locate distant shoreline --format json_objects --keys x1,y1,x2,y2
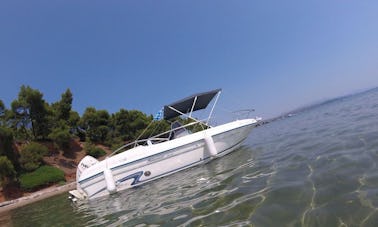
[{"x1": 0, "y1": 182, "x2": 75, "y2": 214}]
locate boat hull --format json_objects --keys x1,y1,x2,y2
[{"x1": 70, "y1": 119, "x2": 256, "y2": 200}]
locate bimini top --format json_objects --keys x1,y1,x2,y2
[{"x1": 163, "y1": 89, "x2": 221, "y2": 120}]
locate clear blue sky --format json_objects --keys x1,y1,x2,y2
[{"x1": 1, "y1": 1, "x2": 378, "y2": 119}]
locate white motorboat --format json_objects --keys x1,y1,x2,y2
[{"x1": 69, "y1": 89, "x2": 260, "y2": 201}]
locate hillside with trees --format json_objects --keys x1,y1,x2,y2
[{"x1": 0, "y1": 85, "x2": 170, "y2": 201}]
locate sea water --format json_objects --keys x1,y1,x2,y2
[{"x1": 2, "y1": 88, "x2": 378, "y2": 226}]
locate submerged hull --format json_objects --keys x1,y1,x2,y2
[{"x1": 70, "y1": 119, "x2": 257, "y2": 200}]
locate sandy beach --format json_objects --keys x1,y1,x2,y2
[{"x1": 0, "y1": 182, "x2": 75, "y2": 214}]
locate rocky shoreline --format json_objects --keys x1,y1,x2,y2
[{"x1": 0, "y1": 182, "x2": 75, "y2": 214}]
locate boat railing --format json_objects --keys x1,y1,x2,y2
[{"x1": 108, "y1": 120, "x2": 208, "y2": 157}]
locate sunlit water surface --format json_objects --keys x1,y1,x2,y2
[{"x1": 2, "y1": 88, "x2": 378, "y2": 226}]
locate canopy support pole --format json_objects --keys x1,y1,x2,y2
[
  {"x1": 206, "y1": 90, "x2": 221, "y2": 125},
  {"x1": 189, "y1": 96, "x2": 198, "y2": 118},
  {"x1": 168, "y1": 106, "x2": 199, "y2": 123}
]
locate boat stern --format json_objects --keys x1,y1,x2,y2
[
  {"x1": 69, "y1": 155, "x2": 99, "y2": 201},
  {"x1": 68, "y1": 189, "x2": 86, "y2": 202}
]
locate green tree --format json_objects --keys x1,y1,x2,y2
[
  {"x1": 80, "y1": 107, "x2": 110, "y2": 143},
  {"x1": 19, "y1": 142, "x2": 48, "y2": 172},
  {"x1": 0, "y1": 156, "x2": 16, "y2": 186},
  {"x1": 56, "y1": 89, "x2": 73, "y2": 121},
  {"x1": 110, "y1": 109, "x2": 130, "y2": 140},
  {"x1": 84, "y1": 142, "x2": 106, "y2": 158},
  {"x1": 48, "y1": 121, "x2": 71, "y2": 150},
  {"x1": 0, "y1": 100, "x2": 16, "y2": 130},
  {"x1": 109, "y1": 109, "x2": 152, "y2": 141},
  {"x1": 68, "y1": 110, "x2": 80, "y2": 131},
  {"x1": 127, "y1": 110, "x2": 154, "y2": 140},
  {"x1": 11, "y1": 85, "x2": 50, "y2": 140},
  {"x1": 0, "y1": 126, "x2": 18, "y2": 167},
  {"x1": 48, "y1": 89, "x2": 75, "y2": 149},
  {"x1": 0, "y1": 100, "x2": 5, "y2": 125},
  {"x1": 10, "y1": 99, "x2": 29, "y2": 139},
  {"x1": 142, "y1": 119, "x2": 171, "y2": 139}
]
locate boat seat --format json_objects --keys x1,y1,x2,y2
[{"x1": 169, "y1": 121, "x2": 189, "y2": 140}]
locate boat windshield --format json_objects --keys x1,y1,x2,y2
[{"x1": 169, "y1": 121, "x2": 190, "y2": 140}]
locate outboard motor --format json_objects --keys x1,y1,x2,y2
[
  {"x1": 77, "y1": 156, "x2": 117, "y2": 195},
  {"x1": 69, "y1": 155, "x2": 99, "y2": 201},
  {"x1": 76, "y1": 155, "x2": 99, "y2": 186}
]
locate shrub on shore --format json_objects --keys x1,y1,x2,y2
[
  {"x1": 19, "y1": 142, "x2": 48, "y2": 172},
  {"x1": 84, "y1": 142, "x2": 106, "y2": 158},
  {"x1": 19, "y1": 165, "x2": 65, "y2": 191},
  {"x1": 48, "y1": 127, "x2": 72, "y2": 150},
  {"x1": 0, "y1": 156, "x2": 16, "y2": 186}
]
